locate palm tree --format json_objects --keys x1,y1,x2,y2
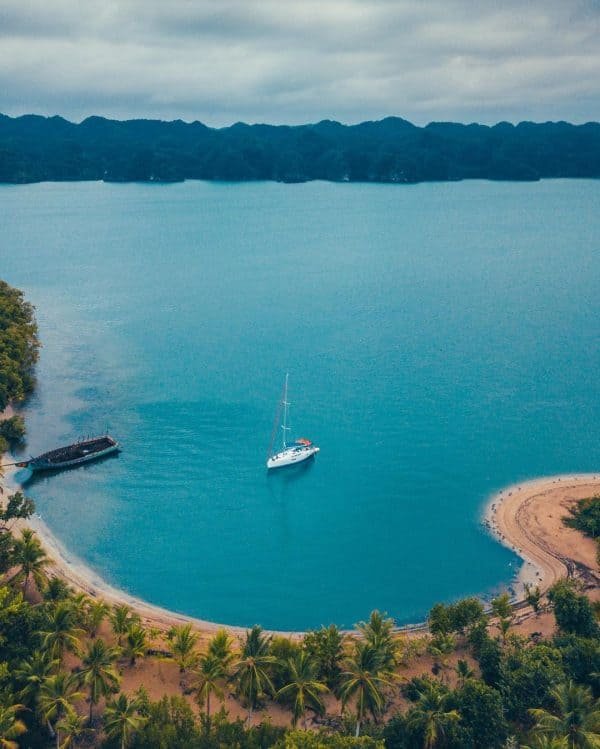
[
  {"x1": 232, "y1": 625, "x2": 277, "y2": 722},
  {"x1": 167, "y1": 623, "x2": 199, "y2": 674},
  {"x1": 56, "y1": 710, "x2": 88, "y2": 748},
  {"x1": 109, "y1": 605, "x2": 139, "y2": 647},
  {"x1": 14, "y1": 650, "x2": 59, "y2": 712},
  {"x1": 43, "y1": 577, "x2": 72, "y2": 603},
  {"x1": 455, "y1": 658, "x2": 474, "y2": 686},
  {"x1": 10, "y1": 528, "x2": 48, "y2": 594},
  {"x1": 40, "y1": 601, "x2": 84, "y2": 663},
  {"x1": 208, "y1": 628, "x2": 235, "y2": 671},
  {"x1": 0, "y1": 704, "x2": 26, "y2": 749},
  {"x1": 428, "y1": 634, "x2": 456, "y2": 684},
  {"x1": 523, "y1": 737, "x2": 569, "y2": 748},
  {"x1": 39, "y1": 673, "x2": 84, "y2": 748},
  {"x1": 339, "y1": 641, "x2": 395, "y2": 737},
  {"x1": 356, "y1": 610, "x2": 397, "y2": 669},
  {"x1": 406, "y1": 680, "x2": 460, "y2": 749},
  {"x1": 123, "y1": 624, "x2": 147, "y2": 667},
  {"x1": 303, "y1": 624, "x2": 345, "y2": 689},
  {"x1": 104, "y1": 693, "x2": 146, "y2": 749},
  {"x1": 277, "y1": 651, "x2": 329, "y2": 728},
  {"x1": 529, "y1": 681, "x2": 600, "y2": 749},
  {"x1": 84, "y1": 600, "x2": 109, "y2": 639},
  {"x1": 79, "y1": 638, "x2": 121, "y2": 724},
  {"x1": 195, "y1": 653, "x2": 227, "y2": 718}
]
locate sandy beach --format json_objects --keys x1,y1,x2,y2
[
  {"x1": 2, "y1": 446, "x2": 600, "y2": 635},
  {"x1": 484, "y1": 473, "x2": 600, "y2": 602}
]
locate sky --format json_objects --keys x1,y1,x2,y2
[{"x1": 1, "y1": 0, "x2": 599, "y2": 127}]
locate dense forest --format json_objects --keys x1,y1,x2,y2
[
  {"x1": 0, "y1": 114, "x2": 599, "y2": 184},
  {"x1": 0, "y1": 280, "x2": 38, "y2": 452}
]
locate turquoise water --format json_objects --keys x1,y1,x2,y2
[{"x1": 2, "y1": 179, "x2": 599, "y2": 630}]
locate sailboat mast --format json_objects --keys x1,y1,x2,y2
[{"x1": 282, "y1": 373, "x2": 290, "y2": 449}]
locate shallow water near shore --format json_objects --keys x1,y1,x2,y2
[{"x1": 2, "y1": 179, "x2": 600, "y2": 630}]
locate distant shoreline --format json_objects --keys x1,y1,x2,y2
[
  {"x1": 3, "y1": 439, "x2": 599, "y2": 634},
  {"x1": 2, "y1": 112, "x2": 599, "y2": 184}
]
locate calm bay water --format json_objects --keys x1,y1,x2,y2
[{"x1": 2, "y1": 179, "x2": 599, "y2": 630}]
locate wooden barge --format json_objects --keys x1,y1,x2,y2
[{"x1": 23, "y1": 435, "x2": 120, "y2": 471}]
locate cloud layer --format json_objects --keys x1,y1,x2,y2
[{"x1": 1, "y1": 0, "x2": 599, "y2": 125}]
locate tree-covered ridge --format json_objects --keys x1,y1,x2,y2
[
  {"x1": 0, "y1": 280, "x2": 39, "y2": 451},
  {"x1": 2, "y1": 493, "x2": 600, "y2": 747},
  {"x1": 1, "y1": 113, "x2": 599, "y2": 184}
]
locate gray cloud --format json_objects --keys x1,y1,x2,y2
[{"x1": 0, "y1": 0, "x2": 598, "y2": 125}]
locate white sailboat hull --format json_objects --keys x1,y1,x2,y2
[{"x1": 267, "y1": 445, "x2": 320, "y2": 469}]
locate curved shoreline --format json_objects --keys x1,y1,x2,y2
[
  {"x1": 483, "y1": 473, "x2": 600, "y2": 602},
  {"x1": 3, "y1": 463, "x2": 600, "y2": 635}
]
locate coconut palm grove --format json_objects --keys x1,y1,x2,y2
[{"x1": 2, "y1": 279, "x2": 600, "y2": 748}]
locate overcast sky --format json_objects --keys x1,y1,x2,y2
[{"x1": 1, "y1": 0, "x2": 599, "y2": 126}]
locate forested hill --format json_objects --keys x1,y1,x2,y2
[{"x1": 1, "y1": 113, "x2": 599, "y2": 184}]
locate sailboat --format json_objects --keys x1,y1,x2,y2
[{"x1": 266, "y1": 374, "x2": 320, "y2": 469}]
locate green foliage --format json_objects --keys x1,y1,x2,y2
[
  {"x1": 528, "y1": 680, "x2": 600, "y2": 748},
  {"x1": 356, "y1": 611, "x2": 397, "y2": 670},
  {"x1": 303, "y1": 624, "x2": 345, "y2": 689},
  {"x1": 525, "y1": 584, "x2": 542, "y2": 614},
  {"x1": 0, "y1": 415, "x2": 26, "y2": 447},
  {"x1": 428, "y1": 597, "x2": 486, "y2": 635},
  {"x1": 0, "y1": 492, "x2": 35, "y2": 528},
  {"x1": 564, "y1": 496, "x2": 600, "y2": 538},
  {"x1": 554, "y1": 635, "x2": 600, "y2": 695},
  {"x1": 233, "y1": 625, "x2": 277, "y2": 713},
  {"x1": 500, "y1": 641, "x2": 565, "y2": 722},
  {"x1": 339, "y1": 641, "x2": 395, "y2": 736},
  {"x1": 0, "y1": 279, "x2": 39, "y2": 411},
  {"x1": 549, "y1": 581, "x2": 599, "y2": 638},
  {"x1": 9, "y1": 528, "x2": 48, "y2": 594},
  {"x1": 449, "y1": 679, "x2": 509, "y2": 748},
  {"x1": 276, "y1": 730, "x2": 384, "y2": 748},
  {"x1": 277, "y1": 651, "x2": 328, "y2": 727}
]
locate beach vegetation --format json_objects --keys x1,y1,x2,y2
[
  {"x1": 565, "y1": 497, "x2": 600, "y2": 539},
  {"x1": 0, "y1": 416, "x2": 26, "y2": 449},
  {"x1": 122, "y1": 623, "x2": 147, "y2": 667},
  {"x1": 56, "y1": 709, "x2": 89, "y2": 748},
  {"x1": 84, "y1": 600, "x2": 110, "y2": 639},
  {"x1": 166, "y1": 623, "x2": 199, "y2": 674},
  {"x1": 104, "y1": 692, "x2": 147, "y2": 749},
  {"x1": 276, "y1": 651, "x2": 329, "y2": 727},
  {"x1": 9, "y1": 528, "x2": 48, "y2": 594},
  {"x1": 303, "y1": 624, "x2": 345, "y2": 689},
  {"x1": 109, "y1": 605, "x2": 140, "y2": 647},
  {"x1": 428, "y1": 597, "x2": 486, "y2": 636},
  {"x1": 0, "y1": 279, "x2": 39, "y2": 413},
  {"x1": 40, "y1": 600, "x2": 84, "y2": 662},
  {"x1": 194, "y1": 652, "x2": 227, "y2": 718},
  {"x1": 529, "y1": 680, "x2": 600, "y2": 749},
  {"x1": 0, "y1": 703, "x2": 27, "y2": 748},
  {"x1": 0, "y1": 492, "x2": 35, "y2": 531},
  {"x1": 549, "y1": 581, "x2": 600, "y2": 639},
  {"x1": 233, "y1": 625, "x2": 277, "y2": 720},
  {"x1": 339, "y1": 641, "x2": 395, "y2": 736},
  {"x1": 39, "y1": 671, "x2": 84, "y2": 746},
  {"x1": 525, "y1": 584, "x2": 543, "y2": 614},
  {"x1": 500, "y1": 640, "x2": 565, "y2": 723},
  {"x1": 43, "y1": 576, "x2": 73, "y2": 604},
  {"x1": 404, "y1": 679, "x2": 460, "y2": 748},
  {"x1": 79, "y1": 638, "x2": 121, "y2": 724}
]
